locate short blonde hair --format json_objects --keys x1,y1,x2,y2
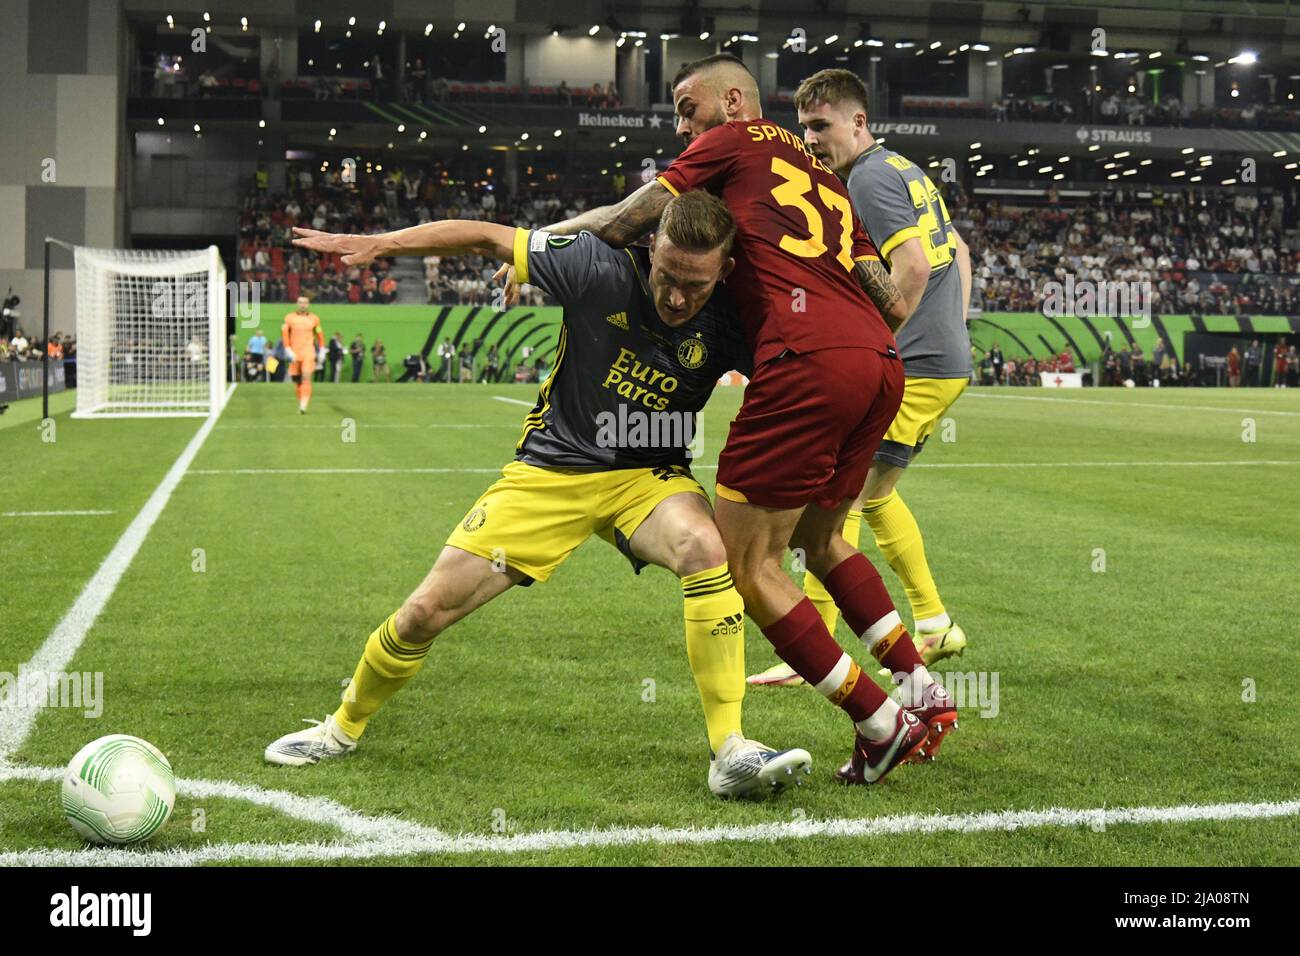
[{"x1": 658, "y1": 191, "x2": 736, "y2": 256}]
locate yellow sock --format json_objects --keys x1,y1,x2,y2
[
  {"x1": 862, "y1": 491, "x2": 945, "y2": 622},
  {"x1": 682, "y1": 564, "x2": 745, "y2": 753},
  {"x1": 802, "y1": 510, "x2": 863, "y2": 636},
  {"x1": 332, "y1": 612, "x2": 433, "y2": 740}
]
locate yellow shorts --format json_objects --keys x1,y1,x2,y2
[
  {"x1": 444, "y1": 461, "x2": 709, "y2": 583},
  {"x1": 875, "y1": 377, "x2": 967, "y2": 467}
]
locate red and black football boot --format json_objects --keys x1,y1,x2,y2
[
  {"x1": 835, "y1": 707, "x2": 928, "y2": 785},
  {"x1": 903, "y1": 680, "x2": 959, "y2": 762}
]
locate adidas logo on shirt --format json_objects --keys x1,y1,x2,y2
[{"x1": 605, "y1": 311, "x2": 629, "y2": 330}]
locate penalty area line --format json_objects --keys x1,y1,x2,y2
[
  {"x1": 962, "y1": 391, "x2": 1300, "y2": 417},
  {"x1": 2, "y1": 510, "x2": 116, "y2": 517},
  {"x1": 0, "y1": 782, "x2": 1295, "y2": 865}
]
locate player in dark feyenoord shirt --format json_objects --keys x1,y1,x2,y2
[
  {"x1": 513, "y1": 54, "x2": 958, "y2": 785},
  {"x1": 750, "y1": 69, "x2": 974, "y2": 688},
  {"x1": 267, "y1": 192, "x2": 815, "y2": 799}
]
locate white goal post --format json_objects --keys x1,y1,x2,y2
[{"x1": 71, "y1": 245, "x2": 229, "y2": 418}]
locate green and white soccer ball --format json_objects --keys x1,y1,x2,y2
[{"x1": 61, "y1": 735, "x2": 176, "y2": 845}]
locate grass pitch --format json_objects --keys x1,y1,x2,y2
[{"x1": 2, "y1": 381, "x2": 1299, "y2": 865}]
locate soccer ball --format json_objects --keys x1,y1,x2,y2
[{"x1": 61, "y1": 735, "x2": 176, "y2": 845}]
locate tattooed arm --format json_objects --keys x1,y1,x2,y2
[
  {"x1": 490, "y1": 179, "x2": 673, "y2": 306},
  {"x1": 543, "y1": 179, "x2": 672, "y2": 246},
  {"x1": 865, "y1": 235, "x2": 934, "y2": 334},
  {"x1": 855, "y1": 257, "x2": 912, "y2": 333}
]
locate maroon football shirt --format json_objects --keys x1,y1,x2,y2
[{"x1": 657, "y1": 118, "x2": 895, "y2": 365}]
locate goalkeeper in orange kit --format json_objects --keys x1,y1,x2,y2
[{"x1": 281, "y1": 296, "x2": 325, "y2": 413}]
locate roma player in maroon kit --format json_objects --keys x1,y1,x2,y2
[{"x1": 522, "y1": 55, "x2": 957, "y2": 784}]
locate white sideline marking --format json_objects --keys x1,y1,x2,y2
[
  {"x1": 2, "y1": 510, "x2": 115, "y2": 517},
  {"x1": 0, "y1": 770, "x2": 1294, "y2": 865},
  {"x1": 493, "y1": 395, "x2": 535, "y2": 407},
  {"x1": 217, "y1": 423, "x2": 514, "y2": 430},
  {"x1": 912, "y1": 460, "x2": 1300, "y2": 469},
  {"x1": 963, "y1": 391, "x2": 1300, "y2": 417},
  {"x1": 0, "y1": 386, "x2": 235, "y2": 762},
  {"x1": 184, "y1": 460, "x2": 1300, "y2": 478}
]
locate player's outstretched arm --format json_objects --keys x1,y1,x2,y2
[
  {"x1": 854, "y1": 257, "x2": 910, "y2": 334},
  {"x1": 292, "y1": 222, "x2": 520, "y2": 266},
  {"x1": 490, "y1": 180, "x2": 672, "y2": 306},
  {"x1": 543, "y1": 179, "x2": 672, "y2": 247}
]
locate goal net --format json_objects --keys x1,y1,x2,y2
[{"x1": 71, "y1": 245, "x2": 229, "y2": 418}]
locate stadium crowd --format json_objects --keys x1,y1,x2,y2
[
  {"x1": 246, "y1": 171, "x2": 1299, "y2": 318},
  {"x1": 0, "y1": 330, "x2": 74, "y2": 363},
  {"x1": 239, "y1": 163, "x2": 618, "y2": 307},
  {"x1": 958, "y1": 189, "x2": 1300, "y2": 315},
  {"x1": 232, "y1": 167, "x2": 1300, "y2": 390}
]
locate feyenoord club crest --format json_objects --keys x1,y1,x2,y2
[
  {"x1": 677, "y1": 336, "x2": 707, "y2": 370},
  {"x1": 462, "y1": 506, "x2": 487, "y2": 532}
]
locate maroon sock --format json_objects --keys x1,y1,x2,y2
[
  {"x1": 762, "y1": 598, "x2": 887, "y2": 722},
  {"x1": 876, "y1": 626, "x2": 924, "y2": 680},
  {"x1": 823, "y1": 552, "x2": 925, "y2": 677},
  {"x1": 761, "y1": 598, "x2": 840, "y2": 684},
  {"x1": 822, "y1": 552, "x2": 899, "y2": 637}
]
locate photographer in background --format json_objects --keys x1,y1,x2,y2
[
  {"x1": 371, "y1": 339, "x2": 391, "y2": 382},
  {"x1": 328, "y1": 331, "x2": 345, "y2": 383},
  {"x1": 436, "y1": 338, "x2": 455, "y2": 382},
  {"x1": 1, "y1": 289, "x2": 19, "y2": 340},
  {"x1": 403, "y1": 352, "x2": 428, "y2": 382},
  {"x1": 349, "y1": 334, "x2": 366, "y2": 382}
]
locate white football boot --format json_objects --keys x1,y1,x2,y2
[
  {"x1": 264, "y1": 715, "x2": 358, "y2": 766},
  {"x1": 708, "y1": 733, "x2": 812, "y2": 798}
]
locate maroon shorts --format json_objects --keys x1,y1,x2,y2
[{"x1": 716, "y1": 346, "x2": 903, "y2": 510}]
